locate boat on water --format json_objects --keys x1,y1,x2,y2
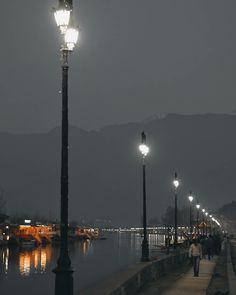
[
  {"x1": 19, "y1": 235, "x2": 37, "y2": 248},
  {"x1": 20, "y1": 240, "x2": 36, "y2": 247}
]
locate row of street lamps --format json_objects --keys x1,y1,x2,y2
[
  {"x1": 51, "y1": 1, "x2": 222, "y2": 291},
  {"x1": 138, "y1": 132, "x2": 222, "y2": 262},
  {"x1": 187, "y1": 194, "x2": 222, "y2": 238}
]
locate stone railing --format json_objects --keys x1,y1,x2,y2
[{"x1": 80, "y1": 250, "x2": 188, "y2": 295}]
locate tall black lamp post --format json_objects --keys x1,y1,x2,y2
[
  {"x1": 202, "y1": 208, "x2": 206, "y2": 235},
  {"x1": 209, "y1": 214, "x2": 213, "y2": 235},
  {"x1": 188, "y1": 191, "x2": 194, "y2": 240},
  {"x1": 196, "y1": 201, "x2": 200, "y2": 237},
  {"x1": 52, "y1": 1, "x2": 79, "y2": 295},
  {"x1": 173, "y1": 172, "x2": 180, "y2": 247},
  {"x1": 210, "y1": 215, "x2": 216, "y2": 235},
  {"x1": 205, "y1": 211, "x2": 209, "y2": 236},
  {"x1": 139, "y1": 131, "x2": 150, "y2": 262}
]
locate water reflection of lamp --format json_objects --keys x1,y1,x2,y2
[
  {"x1": 5, "y1": 248, "x2": 9, "y2": 272},
  {"x1": 1, "y1": 248, "x2": 9, "y2": 274},
  {"x1": 18, "y1": 247, "x2": 52, "y2": 276},
  {"x1": 41, "y1": 250, "x2": 47, "y2": 271},
  {"x1": 34, "y1": 252, "x2": 39, "y2": 269},
  {"x1": 82, "y1": 240, "x2": 90, "y2": 255},
  {"x1": 19, "y1": 253, "x2": 31, "y2": 276}
]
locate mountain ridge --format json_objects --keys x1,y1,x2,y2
[{"x1": 1, "y1": 113, "x2": 236, "y2": 226}]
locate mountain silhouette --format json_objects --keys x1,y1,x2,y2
[{"x1": 1, "y1": 114, "x2": 236, "y2": 226}]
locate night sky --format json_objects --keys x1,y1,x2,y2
[{"x1": 1, "y1": 1, "x2": 236, "y2": 133}]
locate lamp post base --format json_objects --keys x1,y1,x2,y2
[
  {"x1": 174, "y1": 240, "x2": 178, "y2": 249},
  {"x1": 53, "y1": 266, "x2": 74, "y2": 295},
  {"x1": 141, "y1": 239, "x2": 149, "y2": 262}
]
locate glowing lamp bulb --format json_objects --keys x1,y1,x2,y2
[
  {"x1": 188, "y1": 195, "x2": 193, "y2": 202},
  {"x1": 139, "y1": 144, "x2": 149, "y2": 157},
  {"x1": 65, "y1": 27, "x2": 79, "y2": 51},
  {"x1": 54, "y1": 9, "x2": 70, "y2": 34},
  {"x1": 173, "y1": 180, "x2": 179, "y2": 188},
  {"x1": 196, "y1": 204, "x2": 200, "y2": 209}
]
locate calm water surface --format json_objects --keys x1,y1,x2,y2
[{"x1": 0, "y1": 233, "x2": 165, "y2": 295}]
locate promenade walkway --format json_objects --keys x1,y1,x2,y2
[{"x1": 138, "y1": 258, "x2": 217, "y2": 295}]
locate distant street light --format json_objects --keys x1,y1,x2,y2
[
  {"x1": 173, "y1": 172, "x2": 180, "y2": 247},
  {"x1": 211, "y1": 216, "x2": 217, "y2": 234},
  {"x1": 209, "y1": 215, "x2": 213, "y2": 234},
  {"x1": 52, "y1": 1, "x2": 79, "y2": 295},
  {"x1": 196, "y1": 201, "x2": 200, "y2": 237},
  {"x1": 139, "y1": 132, "x2": 150, "y2": 262},
  {"x1": 205, "y1": 212, "x2": 209, "y2": 235},
  {"x1": 188, "y1": 191, "x2": 194, "y2": 239},
  {"x1": 202, "y1": 208, "x2": 206, "y2": 235}
]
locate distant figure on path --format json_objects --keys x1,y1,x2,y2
[
  {"x1": 200, "y1": 235, "x2": 207, "y2": 258},
  {"x1": 189, "y1": 239, "x2": 202, "y2": 277},
  {"x1": 205, "y1": 235, "x2": 214, "y2": 260}
]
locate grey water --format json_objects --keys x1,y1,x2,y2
[{"x1": 0, "y1": 233, "x2": 165, "y2": 295}]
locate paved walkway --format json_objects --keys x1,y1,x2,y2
[{"x1": 138, "y1": 258, "x2": 217, "y2": 295}]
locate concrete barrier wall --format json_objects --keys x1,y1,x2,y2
[
  {"x1": 228, "y1": 240, "x2": 236, "y2": 294},
  {"x1": 80, "y1": 251, "x2": 188, "y2": 295}
]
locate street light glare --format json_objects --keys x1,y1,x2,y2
[
  {"x1": 188, "y1": 195, "x2": 193, "y2": 202},
  {"x1": 196, "y1": 204, "x2": 200, "y2": 209},
  {"x1": 173, "y1": 180, "x2": 179, "y2": 188},
  {"x1": 65, "y1": 28, "x2": 79, "y2": 50},
  {"x1": 54, "y1": 10, "x2": 70, "y2": 34},
  {"x1": 202, "y1": 208, "x2": 205, "y2": 213},
  {"x1": 139, "y1": 144, "x2": 149, "y2": 157}
]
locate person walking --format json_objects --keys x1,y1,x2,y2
[
  {"x1": 189, "y1": 239, "x2": 202, "y2": 277},
  {"x1": 205, "y1": 235, "x2": 214, "y2": 260}
]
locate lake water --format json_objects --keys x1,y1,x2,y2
[{"x1": 0, "y1": 233, "x2": 165, "y2": 295}]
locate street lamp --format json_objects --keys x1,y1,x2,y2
[
  {"x1": 205, "y1": 212, "x2": 209, "y2": 235},
  {"x1": 202, "y1": 208, "x2": 205, "y2": 235},
  {"x1": 196, "y1": 201, "x2": 200, "y2": 237},
  {"x1": 52, "y1": 1, "x2": 79, "y2": 295},
  {"x1": 188, "y1": 191, "x2": 194, "y2": 239},
  {"x1": 54, "y1": 0, "x2": 71, "y2": 34},
  {"x1": 209, "y1": 215, "x2": 213, "y2": 234},
  {"x1": 139, "y1": 131, "x2": 150, "y2": 262},
  {"x1": 173, "y1": 172, "x2": 179, "y2": 247}
]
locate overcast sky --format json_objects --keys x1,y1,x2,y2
[{"x1": 1, "y1": 0, "x2": 236, "y2": 133}]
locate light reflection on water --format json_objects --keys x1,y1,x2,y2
[
  {"x1": 0, "y1": 233, "x2": 165, "y2": 295},
  {"x1": 18, "y1": 247, "x2": 52, "y2": 276}
]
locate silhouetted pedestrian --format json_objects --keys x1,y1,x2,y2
[
  {"x1": 189, "y1": 239, "x2": 202, "y2": 277},
  {"x1": 200, "y1": 235, "x2": 207, "y2": 258},
  {"x1": 205, "y1": 235, "x2": 214, "y2": 260},
  {"x1": 213, "y1": 234, "x2": 222, "y2": 255}
]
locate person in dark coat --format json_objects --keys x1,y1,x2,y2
[{"x1": 205, "y1": 235, "x2": 214, "y2": 260}]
